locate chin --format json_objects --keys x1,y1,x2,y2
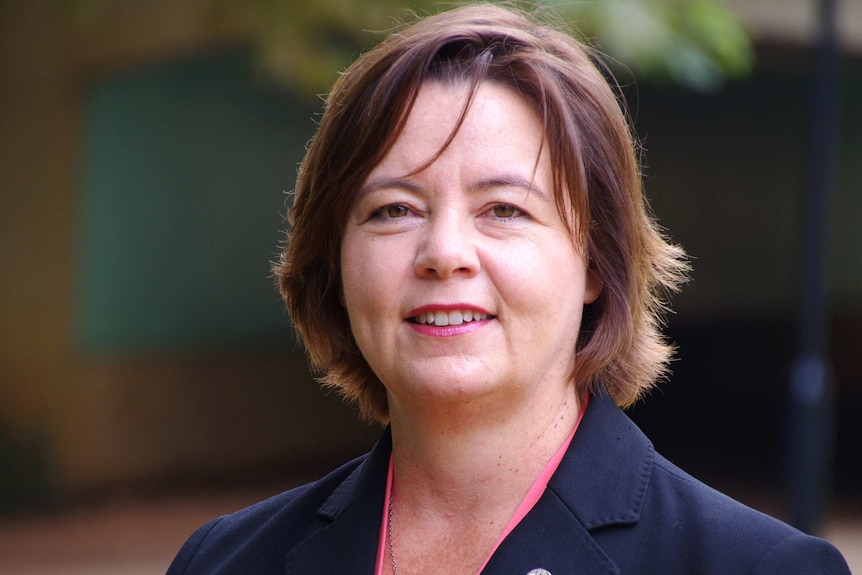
[{"x1": 398, "y1": 369, "x2": 509, "y2": 404}]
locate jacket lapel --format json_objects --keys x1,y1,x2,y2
[{"x1": 482, "y1": 492, "x2": 621, "y2": 575}]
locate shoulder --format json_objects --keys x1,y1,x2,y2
[
  {"x1": 562, "y1": 395, "x2": 850, "y2": 574},
  {"x1": 622, "y1": 452, "x2": 850, "y2": 574},
  {"x1": 165, "y1": 454, "x2": 367, "y2": 575}
]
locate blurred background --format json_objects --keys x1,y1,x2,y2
[{"x1": 0, "y1": 0, "x2": 860, "y2": 573}]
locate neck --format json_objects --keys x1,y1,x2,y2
[{"x1": 387, "y1": 382, "x2": 580, "y2": 516}]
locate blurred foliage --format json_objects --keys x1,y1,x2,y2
[
  {"x1": 209, "y1": 0, "x2": 415, "y2": 94},
  {"x1": 556, "y1": 0, "x2": 753, "y2": 90},
  {"x1": 61, "y1": 0, "x2": 752, "y2": 93}
]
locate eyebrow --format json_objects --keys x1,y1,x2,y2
[
  {"x1": 359, "y1": 174, "x2": 549, "y2": 201},
  {"x1": 470, "y1": 175, "x2": 549, "y2": 200},
  {"x1": 358, "y1": 177, "x2": 425, "y2": 198}
]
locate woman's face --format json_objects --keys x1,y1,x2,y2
[{"x1": 340, "y1": 81, "x2": 601, "y2": 411}]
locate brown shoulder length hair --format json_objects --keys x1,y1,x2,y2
[{"x1": 273, "y1": 3, "x2": 688, "y2": 423}]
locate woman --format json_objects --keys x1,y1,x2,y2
[{"x1": 167, "y1": 4, "x2": 850, "y2": 574}]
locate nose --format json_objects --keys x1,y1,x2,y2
[{"x1": 413, "y1": 214, "x2": 480, "y2": 279}]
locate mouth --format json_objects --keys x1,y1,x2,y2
[{"x1": 408, "y1": 309, "x2": 493, "y2": 327}]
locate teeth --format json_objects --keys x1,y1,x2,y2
[{"x1": 413, "y1": 310, "x2": 488, "y2": 325}]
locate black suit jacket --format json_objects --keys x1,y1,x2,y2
[{"x1": 166, "y1": 394, "x2": 850, "y2": 574}]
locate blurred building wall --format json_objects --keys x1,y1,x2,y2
[
  {"x1": 0, "y1": 0, "x2": 379, "y2": 510},
  {"x1": 0, "y1": 0, "x2": 82, "y2": 506},
  {"x1": 0, "y1": 0, "x2": 860, "y2": 511}
]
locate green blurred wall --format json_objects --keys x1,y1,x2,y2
[{"x1": 76, "y1": 50, "x2": 308, "y2": 353}]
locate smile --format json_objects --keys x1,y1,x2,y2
[{"x1": 410, "y1": 310, "x2": 491, "y2": 327}]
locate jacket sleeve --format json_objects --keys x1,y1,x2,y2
[{"x1": 749, "y1": 532, "x2": 851, "y2": 575}]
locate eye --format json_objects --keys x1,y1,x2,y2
[
  {"x1": 386, "y1": 204, "x2": 410, "y2": 218},
  {"x1": 370, "y1": 204, "x2": 411, "y2": 220},
  {"x1": 490, "y1": 204, "x2": 520, "y2": 219}
]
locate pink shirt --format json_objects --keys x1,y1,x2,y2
[{"x1": 374, "y1": 399, "x2": 588, "y2": 574}]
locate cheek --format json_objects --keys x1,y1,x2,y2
[
  {"x1": 340, "y1": 239, "x2": 398, "y2": 319},
  {"x1": 528, "y1": 254, "x2": 589, "y2": 339},
  {"x1": 500, "y1": 242, "x2": 586, "y2": 300},
  {"x1": 340, "y1": 267, "x2": 376, "y2": 352},
  {"x1": 339, "y1": 241, "x2": 367, "y2": 320}
]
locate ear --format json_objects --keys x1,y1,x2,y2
[{"x1": 583, "y1": 269, "x2": 603, "y2": 305}]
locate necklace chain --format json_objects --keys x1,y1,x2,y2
[{"x1": 387, "y1": 497, "x2": 399, "y2": 575}]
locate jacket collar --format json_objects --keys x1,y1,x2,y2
[
  {"x1": 317, "y1": 427, "x2": 392, "y2": 522},
  {"x1": 548, "y1": 392, "x2": 655, "y2": 530},
  {"x1": 283, "y1": 429, "x2": 391, "y2": 575},
  {"x1": 285, "y1": 394, "x2": 654, "y2": 575},
  {"x1": 483, "y1": 393, "x2": 654, "y2": 574}
]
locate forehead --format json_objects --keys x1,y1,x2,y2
[{"x1": 368, "y1": 81, "x2": 548, "y2": 179}]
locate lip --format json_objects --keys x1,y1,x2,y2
[
  {"x1": 407, "y1": 317, "x2": 491, "y2": 337},
  {"x1": 406, "y1": 303, "x2": 494, "y2": 317}
]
